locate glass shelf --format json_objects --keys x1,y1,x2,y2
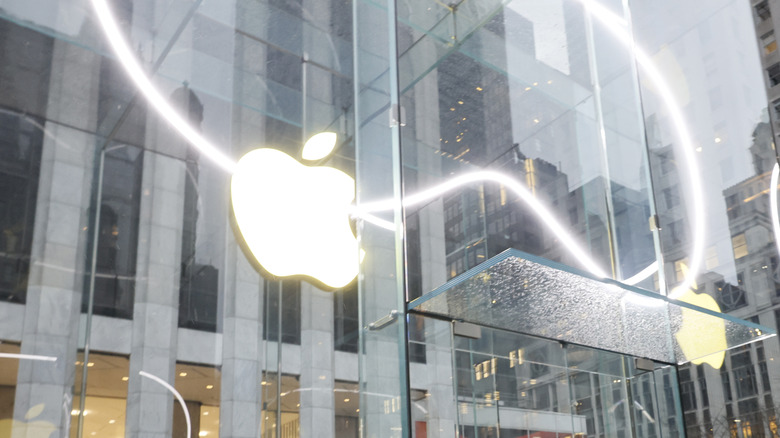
[{"x1": 409, "y1": 249, "x2": 775, "y2": 365}]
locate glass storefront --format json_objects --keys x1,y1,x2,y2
[{"x1": 0, "y1": 0, "x2": 778, "y2": 437}]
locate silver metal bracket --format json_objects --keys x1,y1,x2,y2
[{"x1": 368, "y1": 310, "x2": 399, "y2": 330}]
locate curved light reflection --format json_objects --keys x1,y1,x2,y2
[
  {"x1": 578, "y1": 0, "x2": 705, "y2": 297},
  {"x1": 89, "y1": 0, "x2": 236, "y2": 174},
  {"x1": 357, "y1": 171, "x2": 610, "y2": 279},
  {"x1": 139, "y1": 371, "x2": 191, "y2": 438},
  {"x1": 90, "y1": 0, "x2": 701, "y2": 290}
]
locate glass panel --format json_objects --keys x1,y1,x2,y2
[
  {"x1": 411, "y1": 249, "x2": 775, "y2": 364},
  {"x1": 354, "y1": 0, "x2": 410, "y2": 436}
]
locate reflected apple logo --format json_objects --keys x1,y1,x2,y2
[
  {"x1": 0, "y1": 404, "x2": 57, "y2": 438},
  {"x1": 230, "y1": 133, "x2": 359, "y2": 290},
  {"x1": 672, "y1": 263, "x2": 726, "y2": 368}
]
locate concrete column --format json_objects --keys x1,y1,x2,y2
[
  {"x1": 125, "y1": 151, "x2": 186, "y2": 438},
  {"x1": 13, "y1": 38, "x2": 101, "y2": 438},
  {"x1": 217, "y1": 4, "x2": 268, "y2": 435},
  {"x1": 219, "y1": 242, "x2": 265, "y2": 438},
  {"x1": 299, "y1": 283, "x2": 336, "y2": 438}
]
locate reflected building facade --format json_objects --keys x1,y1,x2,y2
[{"x1": 0, "y1": 1, "x2": 777, "y2": 438}]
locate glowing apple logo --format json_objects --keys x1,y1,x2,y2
[
  {"x1": 230, "y1": 132, "x2": 359, "y2": 290},
  {"x1": 672, "y1": 263, "x2": 726, "y2": 368}
]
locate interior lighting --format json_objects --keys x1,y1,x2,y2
[
  {"x1": 476, "y1": 86, "x2": 483, "y2": 91},
  {"x1": 206, "y1": 384, "x2": 214, "y2": 389},
  {"x1": 179, "y1": 372, "x2": 187, "y2": 377},
  {"x1": 108, "y1": 420, "x2": 116, "y2": 424},
  {"x1": 714, "y1": 137, "x2": 722, "y2": 143},
  {"x1": 140, "y1": 371, "x2": 191, "y2": 438},
  {"x1": 121, "y1": 376, "x2": 129, "y2": 381}
]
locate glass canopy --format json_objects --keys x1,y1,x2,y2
[{"x1": 409, "y1": 249, "x2": 775, "y2": 365}]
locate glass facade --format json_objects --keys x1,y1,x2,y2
[{"x1": 0, "y1": 0, "x2": 778, "y2": 437}]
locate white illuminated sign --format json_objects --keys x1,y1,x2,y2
[{"x1": 231, "y1": 133, "x2": 359, "y2": 289}]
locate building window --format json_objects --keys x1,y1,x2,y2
[
  {"x1": 768, "y1": 63, "x2": 780, "y2": 86},
  {"x1": 663, "y1": 187, "x2": 679, "y2": 209},
  {"x1": 263, "y1": 280, "x2": 301, "y2": 345},
  {"x1": 88, "y1": 144, "x2": 144, "y2": 319},
  {"x1": 674, "y1": 258, "x2": 689, "y2": 283},
  {"x1": 334, "y1": 284, "x2": 359, "y2": 353},
  {"x1": 716, "y1": 276, "x2": 748, "y2": 312},
  {"x1": 679, "y1": 368, "x2": 697, "y2": 411},
  {"x1": 763, "y1": 31, "x2": 778, "y2": 55},
  {"x1": 705, "y1": 246, "x2": 719, "y2": 270},
  {"x1": 732, "y1": 233, "x2": 749, "y2": 259},
  {"x1": 722, "y1": 370, "x2": 733, "y2": 402},
  {"x1": 756, "y1": 0, "x2": 772, "y2": 21},
  {"x1": 732, "y1": 348, "x2": 758, "y2": 399},
  {"x1": 0, "y1": 110, "x2": 44, "y2": 304}
]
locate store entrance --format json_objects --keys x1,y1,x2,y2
[{"x1": 408, "y1": 314, "x2": 684, "y2": 438}]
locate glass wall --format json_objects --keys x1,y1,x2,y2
[{"x1": 0, "y1": 0, "x2": 775, "y2": 437}]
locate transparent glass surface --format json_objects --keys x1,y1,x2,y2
[
  {"x1": 354, "y1": 0, "x2": 410, "y2": 436},
  {"x1": 410, "y1": 313, "x2": 684, "y2": 438},
  {"x1": 0, "y1": 0, "x2": 777, "y2": 436},
  {"x1": 399, "y1": 0, "x2": 659, "y2": 304},
  {"x1": 630, "y1": 0, "x2": 780, "y2": 431},
  {"x1": 0, "y1": 0, "x2": 365, "y2": 437},
  {"x1": 411, "y1": 250, "x2": 775, "y2": 364}
]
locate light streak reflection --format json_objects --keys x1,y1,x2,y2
[
  {"x1": 771, "y1": 163, "x2": 780, "y2": 259},
  {"x1": 90, "y1": 0, "x2": 701, "y2": 290},
  {"x1": 139, "y1": 371, "x2": 191, "y2": 438},
  {"x1": 0, "y1": 353, "x2": 58, "y2": 362},
  {"x1": 577, "y1": 0, "x2": 705, "y2": 297}
]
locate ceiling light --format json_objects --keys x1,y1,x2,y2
[
  {"x1": 206, "y1": 385, "x2": 214, "y2": 389},
  {"x1": 179, "y1": 372, "x2": 187, "y2": 377},
  {"x1": 121, "y1": 376, "x2": 129, "y2": 381}
]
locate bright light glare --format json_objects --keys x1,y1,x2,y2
[
  {"x1": 0, "y1": 353, "x2": 57, "y2": 362},
  {"x1": 771, "y1": 163, "x2": 780, "y2": 259},
  {"x1": 357, "y1": 171, "x2": 610, "y2": 278},
  {"x1": 92, "y1": 0, "x2": 700, "y2": 291},
  {"x1": 89, "y1": 0, "x2": 236, "y2": 174},
  {"x1": 302, "y1": 132, "x2": 337, "y2": 161},
  {"x1": 232, "y1": 149, "x2": 359, "y2": 289},
  {"x1": 578, "y1": 0, "x2": 705, "y2": 297},
  {"x1": 622, "y1": 263, "x2": 658, "y2": 286}
]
